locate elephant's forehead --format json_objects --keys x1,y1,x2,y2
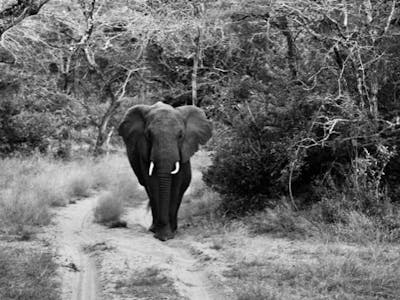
[{"x1": 147, "y1": 109, "x2": 183, "y2": 128}]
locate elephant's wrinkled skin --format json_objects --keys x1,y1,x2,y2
[{"x1": 118, "y1": 102, "x2": 212, "y2": 241}]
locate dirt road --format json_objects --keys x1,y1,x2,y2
[{"x1": 49, "y1": 193, "x2": 225, "y2": 300}]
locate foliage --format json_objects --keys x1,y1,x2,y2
[{"x1": 204, "y1": 0, "x2": 400, "y2": 216}]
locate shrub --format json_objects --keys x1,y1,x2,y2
[
  {"x1": 66, "y1": 170, "x2": 93, "y2": 198},
  {"x1": 205, "y1": 85, "x2": 400, "y2": 217},
  {"x1": 0, "y1": 96, "x2": 56, "y2": 155},
  {"x1": 204, "y1": 87, "x2": 314, "y2": 215},
  {"x1": 94, "y1": 192, "x2": 124, "y2": 224}
]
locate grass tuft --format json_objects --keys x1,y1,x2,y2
[
  {"x1": 246, "y1": 205, "x2": 321, "y2": 239},
  {"x1": 115, "y1": 267, "x2": 180, "y2": 299},
  {"x1": 66, "y1": 173, "x2": 92, "y2": 198},
  {"x1": 0, "y1": 181, "x2": 52, "y2": 238},
  {"x1": 0, "y1": 244, "x2": 60, "y2": 300},
  {"x1": 224, "y1": 247, "x2": 400, "y2": 300},
  {"x1": 94, "y1": 192, "x2": 124, "y2": 225}
]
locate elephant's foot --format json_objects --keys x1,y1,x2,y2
[
  {"x1": 170, "y1": 216, "x2": 178, "y2": 233},
  {"x1": 149, "y1": 223, "x2": 157, "y2": 233},
  {"x1": 170, "y1": 223, "x2": 177, "y2": 233},
  {"x1": 153, "y1": 226, "x2": 174, "y2": 241}
]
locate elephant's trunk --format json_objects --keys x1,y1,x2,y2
[{"x1": 157, "y1": 173, "x2": 172, "y2": 228}]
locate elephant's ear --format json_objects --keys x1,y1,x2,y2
[
  {"x1": 177, "y1": 106, "x2": 212, "y2": 162},
  {"x1": 118, "y1": 105, "x2": 151, "y2": 155}
]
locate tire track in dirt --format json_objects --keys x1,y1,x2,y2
[
  {"x1": 50, "y1": 198, "x2": 99, "y2": 300},
  {"x1": 50, "y1": 195, "x2": 226, "y2": 300},
  {"x1": 76, "y1": 206, "x2": 99, "y2": 300},
  {"x1": 124, "y1": 202, "x2": 224, "y2": 300}
]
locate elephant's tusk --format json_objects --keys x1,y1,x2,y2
[
  {"x1": 149, "y1": 161, "x2": 155, "y2": 176},
  {"x1": 171, "y1": 161, "x2": 180, "y2": 174}
]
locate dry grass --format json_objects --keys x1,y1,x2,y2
[
  {"x1": 178, "y1": 152, "x2": 400, "y2": 300},
  {"x1": 90, "y1": 154, "x2": 132, "y2": 190},
  {"x1": 0, "y1": 185, "x2": 52, "y2": 239},
  {"x1": 92, "y1": 180, "x2": 146, "y2": 226},
  {"x1": 115, "y1": 267, "x2": 180, "y2": 299},
  {"x1": 245, "y1": 205, "x2": 321, "y2": 239},
  {"x1": 223, "y1": 241, "x2": 400, "y2": 300},
  {"x1": 94, "y1": 192, "x2": 124, "y2": 225},
  {"x1": 180, "y1": 192, "x2": 400, "y2": 300},
  {"x1": 0, "y1": 243, "x2": 60, "y2": 300},
  {"x1": 179, "y1": 151, "x2": 224, "y2": 232},
  {"x1": 185, "y1": 201, "x2": 400, "y2": 300},
  {"x1": 0, "y1": 153, "x2": 135, "y2": 238},
  {"x1": 111, "y1": 176, "x2": 147, "y2": 206},
  {"x1": 0, "y1": 152, "x2": 137, "y2": 300},
  {"x1": 4, "y1": 150, "x2": 399, "y2": 300}
]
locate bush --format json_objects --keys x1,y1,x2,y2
[
  {"x1": 205, "y1": 84, "x2": 400, "y2": 217},
  {"x1": 94, "y1": 192, "x2": 124, "y2": 224},
  {"x1": 204, "y1": 86, "x2": 314, "y2": 215},
  {"x1": 0, "y1": 97, "x2": 56, "y2": 155},
  {"x1": 66, "y1": 171, "x2": 93, "y2": 198}
]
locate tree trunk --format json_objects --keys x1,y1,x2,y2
[
  {"x1": 275, "y1": 16, "x2": 297, "y2": 79},
  {"x1": 191, "y1": 3, "x2": 205, "y2": 106},
  {"x1": 191, "y1": 27, "x2": 201, "y2": 106},
  {"x1": 93, "y1": 103, "x2": 119, "y2": 156},
  {"x1": 105, "y1": 126, "x2": 114, "y2": 157}
]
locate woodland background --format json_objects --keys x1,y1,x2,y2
[
  {"x1": 2, "y1": 0, "x2": 400, "y2": 223},
  {"x1": 3, "y1": 1, "x2": 400, "y2": 299}
]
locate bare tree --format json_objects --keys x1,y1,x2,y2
[
  {"x1": 281, "y1": 0, "x2": 399, "y2": 120},
  {"x1": 70, "y1": 0, "x2": 148, "y2": 155},
  {"x1": 0, "y1": 0, "x2": 50, "y2": 63},
  {"x1": 0, "y1": 0, "x2": 50, "y2": 37}
]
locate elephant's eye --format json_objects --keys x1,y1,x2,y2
[{"x1": 178, "y1": 131, "x2": 184, "y2": 140}]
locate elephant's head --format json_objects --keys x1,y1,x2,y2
[
  {"x1": 118, "y1": 101, "x2": 212, "y2": 240},
  {"x1": 118, "y1": 101, "x2": 212, "y2": 175}
]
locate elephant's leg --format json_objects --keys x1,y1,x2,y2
[
  {"x1": 145, "y1": 186, "x2": 159, "y2": 233},
  {"x1": 169, "y1": 190, "x2": 185, "y2": 232},
  {"x1": 145, "y1": 166, "x2": 162, "y2": 234},
  {"x1": 169, "y1": 162, "x2": 191, "y2": 232}
]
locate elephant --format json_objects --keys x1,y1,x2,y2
[{"x1": 118, "y1": 101, "x2": 212, "y2": 241}]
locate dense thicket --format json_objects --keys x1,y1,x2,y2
[
  {"x1": 204, "y1": 1, "x2": 400, "y2": 216},
  {"x1": 1, "y1": 0, "x2": 400, "y2": 217}
]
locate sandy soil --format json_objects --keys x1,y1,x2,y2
[{"x1": 46, "y1": 191, "x2": 229, "y2": 300}]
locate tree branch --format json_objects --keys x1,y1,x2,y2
[{"x1": 0, "y1": 0, "x2": 50, "y2": 37}]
